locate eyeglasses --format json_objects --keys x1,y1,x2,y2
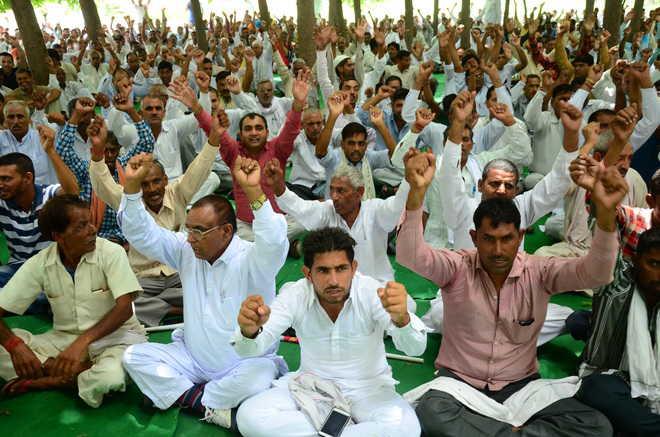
[{"x1": 184, "y1": 225, "x2": 220, "y2": 242}]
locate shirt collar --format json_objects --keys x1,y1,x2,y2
[
  {"x1": 213, "y1": 235, "x2": 242, "y2": 266},
  {"x1": 44, "y1": 237, "x2": 100, "y2": 267}
]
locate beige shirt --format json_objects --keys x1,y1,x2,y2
[
  {"x1": 89, "y1": 142, "x2": 218, "y2": 277},
  {"x1": 0, "y1": 238, "x2": 142, "y2": 335},
  {"x1": 563, "y1": 168, "x2": 648, "y2": 253}
]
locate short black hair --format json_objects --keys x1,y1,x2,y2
[
  {"x1": 391, "y1": 87, "x2": 409, "y2": 102},
  {"x1": 15, "y1": 67, "x2": 32, "y2": 76},
  {"x1": 238, "y1": 112, "x2": 268, "y2": 131},
  {"x1": 157, "y1": 60, "x2": 173, "y2": 71},
  {"x1": 588, "y1": 108, "x2": 616, "y2": 123},
  {"x1": 303, "y1": 227, "x2": 356, "y2": 268},
  {"x1": 442, "y1": 93, "x2": 457, "y2": 114},
  {"x1": 650, "y1": 169, "x2": 660, "y2": 197},
  {"x1": 397, "y1": 50, "x2": 411, "y2": 61},
  {"x1": 461, "y1": 51, "x2": 480, "y2": 67},
  {"x1": 573, "y1": 53, "x2": 594, "y2": 66},
  {"x1": 387, "y1": 41, "x2": 400, "y2": 50},
  {"x1": 216, "y1": 70, "x2": 231, "y2": 82},
  {"x1": 384, "y1": 75, "x2": 402, "y2": 87},
  {"x1": 486, "y1": 85, "x2": 497, "y2": 102},
  {"x1": 0, "y1": 52, "x2": 12, "y2": 59},
  {"x1": 47, "y1": 48, "x2": 61, "y2": 62},
  {"x1": 473, "y1": 197, "x2": 521, "y2": 230},
  {"x1": 190, "y1": 194, "x2": 237, "y2": 234},
  {"x1": 636, "y1": 228, "x2": 660, "y2": 257},
  {"x1": 0, "y1": 152, "x2": 34, "y2": 176},
  {"x1": 552, "y1": 83, "x2": 574, "y2": 99},
  {"x1": 341, "y1": 122, "x2": 367, "y2": 141},
  {"x1": 38, "y1": 195, "x2": 90, "y2": 241}
]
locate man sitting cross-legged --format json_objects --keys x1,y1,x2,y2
[
  {"x1": 119, "y1": 154, "x2": 289, "y2": 430},
  {"x1": 397, "y1": 150, "x2": 626, "y2": 436},
  {"x1": 0, "y1": 195, "x2": 146, "y2": 407},
  {"x1": 233, "y1": 227, "x2": 427, "y2": 437}
]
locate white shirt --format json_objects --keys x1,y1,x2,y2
[
  {"x1": 438, "y1": 139, "x2": 577, "y2": 250},
  {"x1": 118, "y1": 194, "x2": 289, "y2": 373},
  {"x1": 232, "y1": 272, "x2": 427, "y2": 391},
  {"x1": 239, "y1": 94, "x2": 292, "y2": 140},
  {"x1": 276, "y1": 182, "x2": 410, "y2": 282},
  {"x1": 79, "y1": 62, "x2": 109, "y2": 92},
  {"x1": 289, "y1": 132, "x2": 326, "y2": 188},
  {"x1": 524, "y1": 90, "x2": 587, "y2": 175},
  {"x1": 0, "y1": 128, "x2": 58, "y2": 185},
  {"x1": 109, "y1": 111, "x2": 200, "y2": 179}
]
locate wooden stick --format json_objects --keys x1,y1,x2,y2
[
  {"x1": 145, "y1": 323, "x2": 184, "y2": 332},
  {"x1": 385, "y1": 353, "x2": 424, "y2": 364}
]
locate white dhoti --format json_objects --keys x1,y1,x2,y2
[
  {"x1": 236, "y1": 377, "x2": 421, "y2": 437},
  {"x1": 421, "y1": 291, "x2": 573, "y2": 346},
  {"x1": 0, "y1": 328, "x2": 145, "y2": 408},
  {"x1": 122, "y1": 332, "x2": 281, "y2": 410}
]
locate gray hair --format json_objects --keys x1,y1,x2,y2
[
  {"x1": 592, "y1": 129, "x2": 615, "y2": 154},
  {"x1": 482, "y1": 158, "x2": 519, "y2": 181},
  {"x1": 332, "y1": 162, "x2": 364, "y2": 189},
  {"x1": 3, "y1": 100, "x2": 29, "y2": 118}
]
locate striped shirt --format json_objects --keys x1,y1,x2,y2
[{"x1": 0, "y1": 184, "x2": 60, "y2": 264}]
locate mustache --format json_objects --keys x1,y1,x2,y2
[{"x1": 324, "y1": 286, "x2": 344, "y2": 293}]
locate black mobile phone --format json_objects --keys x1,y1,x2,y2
[{"x1": 318, "y1": 408, "x2": 351, "y2": 437}]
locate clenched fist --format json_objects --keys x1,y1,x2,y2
[
  {"x1": 238, "y1": 295, "x2": 271, "y2": 338},
  {"x1": 377, "y1": 281, "x2": 410, "y2": 327}
]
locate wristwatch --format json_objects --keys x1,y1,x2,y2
[{"x1": 250, "y1": 193, "x2": 267, "y2": 211}]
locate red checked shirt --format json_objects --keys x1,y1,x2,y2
[{"x1": 617, "y1": 205, "x2": 653, "y2": 257}]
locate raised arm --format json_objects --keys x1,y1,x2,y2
[
  {"x1": 396, "y1": 148, "x2": 462, "y2": 287},
  {"x1": 38, "y1": 125, "x2": 78, "y2": 195},
  {"x1": 118, "y1": 154, "x2": 185, "y2": 269},
  {"x1": 315, "y1": 92, "x2": 345, "y2": 159}
]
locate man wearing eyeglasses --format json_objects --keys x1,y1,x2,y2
[
  {"x1": 89, "y1": 116, "x2": 219, "y2": 327},
  {"x1": 117, "y1": 154, "x2": 289, "y2": 431}
]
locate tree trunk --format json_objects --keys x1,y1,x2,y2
[
  {"x1": 460, "y1": 0, "x2": 472, "y2": 49},
  {"x1": 433, "y1": 0, "x2": 439, "y2": 33},
  {"x1": 630, "y1": 0, "x2": 644, "y2": 34},
  {"x1": 258, "y1": 0, "x2": 271, "y2": 30},
  {"x1": 190, "y1": 0, "x2": 208, "y2": 53},
  {"x1": 503, "y1": 0, "x2": 511, "y2": 24},
  {"x1": 10, "y1": 0, "x2": 49, "y2": 85},
  {"x1": 328, "y1": 0, "x2": 347, "y2": 36},
  {"x1": 603, "y1": 0, "x2": 622, "y2": 45},
  {"x1": 584, "y1": 0, "x2": 596, "y2": 17},
  {"x1": 353, "y1": 0, "x2": 361, "y2": 24},
  {"x1": 296, "y1": 0, "x2": 316, "y2": 67},
  {"x1": 404, "y1": 0, "x2": 414, "y2": 50},
  {"x1": 80, "y1": 0, "x2": 103, "y2": 43}
]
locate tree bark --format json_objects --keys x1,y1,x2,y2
[
  {"x1": 404, "y1": 0, "x2": 414, "y2": 50},
  {"x1": 329, "y1": 0, "x2": 347, "y2": 36},
  {"x1": 10, "y1": 0, "x2": 49, "y2": 85},
  {"x1": 504, "y1": 0, "x2": 511, "y2": 24},
  {"x1": 353, "y1": 0, "x2": 362, "y2": 24},
  {"x1": 80, "y1": 0, "x2": 102, "y2": 43},
  {"x1": 584, "y1": 0, "x2": 596, "y2": 17},
  {"x1": 603, "y1": 0, "x2": 622, "y2": 45},
  {"x1": 258, "y1": 0, "x2": 271, "y2": 30},
  {"x1": 460, "y1": 0, "x2": 472, "y2": 49},
  {"x1": 190, "y1": 0, "x2": 208, "y2": 53},
  {"x1": 296, "y1": 0, "x2": 316, "y2": 67},
  {"x1": 433, "y1": 0, "x2": 439, "y2": 34}
]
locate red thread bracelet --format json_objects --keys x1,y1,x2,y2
[{"x1": 2, "y1": 336, "x2": 23, "y2": 353}]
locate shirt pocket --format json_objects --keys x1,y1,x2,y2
[{"x1": 502, "y1": 313, "x2": 538, "y2": 344}]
